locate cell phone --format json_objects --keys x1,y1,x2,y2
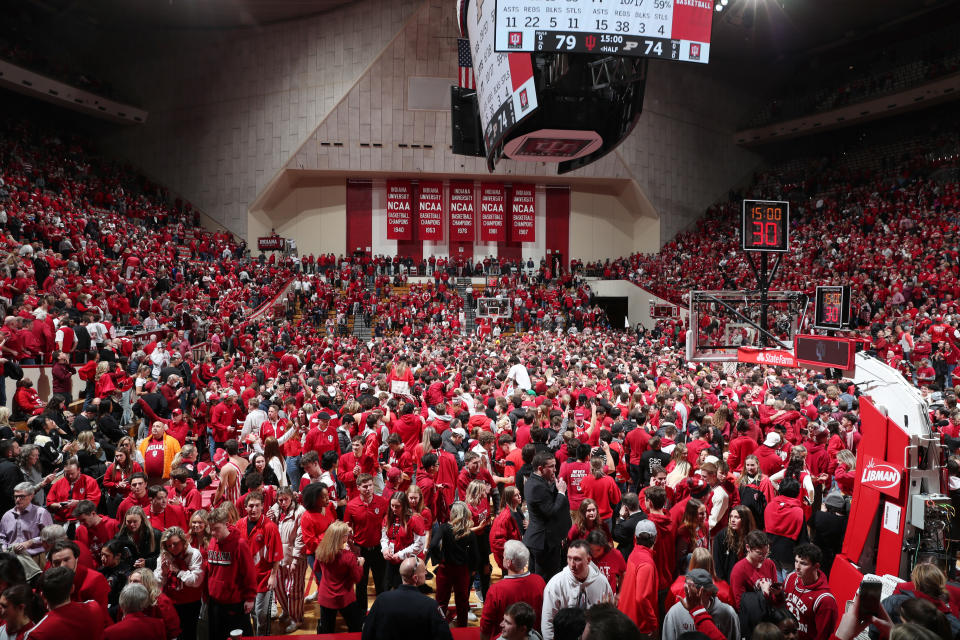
[{"x1": 858, "y1": 577, "x2": 883, "y2": 619}]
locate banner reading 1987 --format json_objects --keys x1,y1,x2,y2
[{"x1": 494, "y1": 0, "x2": 713, "y2": 63}]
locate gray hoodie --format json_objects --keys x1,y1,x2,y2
[{"x1": 541, "y1": 563, "x2": 613, "y2": 640}]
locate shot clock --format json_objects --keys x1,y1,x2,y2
[
  {"x1": 814, "y1": 285, "x2": 851, "y2": 331},
  {"x1": 741, "y1": 200, "x2": 789, "y2": 253}
]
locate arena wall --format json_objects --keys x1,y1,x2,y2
[{"x1": 96, "y1": 0, "x2": 759, "y2": 250}]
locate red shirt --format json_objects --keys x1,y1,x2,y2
[
  {"x1": 143, "y1": 436, "x2": 168, "y2": 478},
  {"x1": 316, "y1": 549, "x2": 363, "y2": 610},
  {"x1": 479, "y1": 573, "x2": 546, "y2": 637},
  {"x1": 304, "y1": 425, "x2": 339, "y2": 457},
  {"x1": 344, "y1": 494, "x2": 390, "y2": 547},
  {"x1": 79, "y1": 516, "x2": 119, "y2": 565},
  {"x1": 149, "y1": 503, "x2": 188, "y2": 532},
  {"x1": 238, "y1": 515, "x2": 284, "y2": 592},
  {"x1": 25, "y1": 600, "x2": 106, "y2": 640},
  {"x1": 559, "y1": 460, "x2": 590, "y2": 511},
  {"x1": 580, "y1": 474, "x2": 622, "y2": 520}
]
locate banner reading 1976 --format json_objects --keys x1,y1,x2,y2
[{"x1": 449, "y1": 182, "x2": 475, "y2": 240}]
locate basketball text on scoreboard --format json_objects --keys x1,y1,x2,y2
[{"x1": 493, "y1": 0, "x2": 711, "y2": 63}]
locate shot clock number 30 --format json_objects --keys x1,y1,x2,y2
[{"x1": 741, "y1": 200, "x2": 790, "y2": 253}]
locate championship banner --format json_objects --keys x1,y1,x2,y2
[
  {"x1": 386, "y1": 181, "x2": 412, "y2": 240},
  {"x1": 479, "y1": 183, "x2": 506, "y2": 242},
  {"x1": 449, "y1": 181, "x2": 475, "y2": 241},
  {"x1": 418, "y1": 181, "x2": 444, "y2": 241},
  {"x1": 510, "y1": 184, "x2": 535, "y2": 242}
]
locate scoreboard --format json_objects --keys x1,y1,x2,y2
[
  {"x1": 813, "y1": 285, "x2": 851, "y2": 331},
  {"x1": 741, "y1": 200, "x2": 789, "y2": 253},
  {"x1": 494, "y1": 0, "x2": 714, "y2": 62}
]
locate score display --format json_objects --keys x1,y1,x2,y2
[
  {"x1": 494, "y1": 0, "x2": 714, "y2": 63},
  {"x1": 814, "y1": 285, "x2": 851, "y2": 331},
  {"x1": 741, "y1": 200, "x2": 789, "y2": 253},
  {"x1": 795, "y1": 335, "x2": 855, "y2": 371}
]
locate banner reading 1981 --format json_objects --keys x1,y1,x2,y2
[
  {"x1": 418, "y1": 181, "x2": 443, "y2": 241},
  {"x1": 479, "y1": 184, "x2": 507, "y2": 242},
  {"x1": 386, "y1": 181, "x2": 412, "y2": 240}
]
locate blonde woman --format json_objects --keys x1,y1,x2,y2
[
  {"x1": 127, "y1": 567, "x2": 179, "y2": 640},
  {"x1": 154, "y1": 526, "x2": 204, "y2": 640},
  {"x1": 315, "y1": 520, "x2": 364, "y2": 633},
  {"x1": 835, "y1": 449, "x2": 856, "y2": 495},
  {"x1": 429, "y1": 501, "x2": 481, "y2": 627}
]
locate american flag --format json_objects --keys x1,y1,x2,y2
[{"x1": 457, "y1": 38, "x2": 475, "y2": 90}]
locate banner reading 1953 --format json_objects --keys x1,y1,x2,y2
[{"x1": 494, "y1": 0, "x2": 713, "y2": 63}]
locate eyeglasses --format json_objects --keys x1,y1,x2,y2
[{"x1": 13, "y1": 494, "x2": 29, "y2": 500}]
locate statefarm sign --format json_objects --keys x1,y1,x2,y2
[
  {"x1": 736, "y1": 347, "x2": 798, "y2": 368},
  {"x1": 860, "y1": 457, "x2": 904, "y2": 498}
]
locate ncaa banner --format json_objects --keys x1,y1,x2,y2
[
  {"x1": 672, "y1": 0, "x2": 714, "y2": 44},
  {"x1": 418, "y1": 181, "x2": 444, "y2": 241},
  {"x1": 386, "y1": 181, "x2": 412, "y2": 240},
  {"x1": 479, "y1": 183, "x2": 506, "y2": 242},
  {"x1": 449, "y1": 182, "x2": 475, "y2": 240},
  {"x1": 510, "y1": 184, "x2": 535, "y2": 242}
]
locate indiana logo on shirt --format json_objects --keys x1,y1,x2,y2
[{"x1": 208, "y1": 550, "x2": 233, "y2": 565}]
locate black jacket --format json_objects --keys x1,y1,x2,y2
[
  {"x1": 613, "y1": 511, "x2": 646, "y2": 562},
  {"x1": 361, "y1": 584, "x2": 453, "y2": 640},
  {"x1": 0, "y1": 458, "x2": 24, "y2": 514},
  {"x1": 521, "y1": 472, "x2": 571, "y2": 552}
]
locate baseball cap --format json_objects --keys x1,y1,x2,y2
[
  {"x1": 762, "y1": 432, "x2": 781, "y2": 447},
  {"x1": 316, "y1": 411, "x2": 331, "y2": 421},
  {"x1": 686, "y1": 568, "x2": 715, "y2": 589},
  {"x1": 635, "y1": 519, "x2": 658, "y2": 539},
  {"x1": 359, "y1": 382, "x2": 370, "y2": 391},
  {"x1": 451, "y1": 427, "x2": 467, "y2": 438}
]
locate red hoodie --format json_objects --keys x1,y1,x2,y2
[
  {"x1": 648, "y1": 511, "x2": 675, "y2": 588},
  {"x1": 206, "y1": 528, "x2": 257, "y2": 604},
  {"x1": 763, "y1": 495, "x2": 805, "y2": 539}
]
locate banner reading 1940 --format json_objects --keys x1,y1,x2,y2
[
  {"x1": 418, "y1": 181, "x2": 444, "y2": 241},
  {"x1": 511, "y1": 184, "x2": 536, "y2": 242},
  {"x1": 386, "y1": 180, "x2": 412, "y2": 240},
  {"x1": 479, "y1": 183, "x2": 507, "y2": 242}
]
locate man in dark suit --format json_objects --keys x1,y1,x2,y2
[
  {"x1": 522, "y1": 451, "x2": 571, "y2": 582},
  {"x1": 362, "y1": 557, "x2": 452, "y2": 640},
  {"x1": 612, "y1": 492, "x2": 647, "y2": 562}
]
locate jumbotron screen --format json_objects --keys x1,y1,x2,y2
[{"x1": 494, "y1": 0, "x2": 714, "y2": 62}]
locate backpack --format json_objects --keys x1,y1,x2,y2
[{"x1": 739, "y1": 483, "x2": 768, "y2": 529}]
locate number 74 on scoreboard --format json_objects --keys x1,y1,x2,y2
[{"x1": 741, "y1": 199, "x2": 789, "y2": 253}]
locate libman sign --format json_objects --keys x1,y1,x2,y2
[{"x1": 860, "y1": 457, "x2": 904, "y2": 499}]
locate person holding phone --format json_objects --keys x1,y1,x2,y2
[{"x1": 782, "y1": 543, "x2": 838, "y2": 640}]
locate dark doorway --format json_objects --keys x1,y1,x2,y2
[{"x1": 593, "y1": 297, "x2": 629, "y2": 330}]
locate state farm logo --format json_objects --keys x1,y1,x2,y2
[
  {"x1": 508, "y1": 32, "x2": 523, "y2": 49},
  {"x1": 689, "y1": 43, "x2": 701, "y2": 60},
  {"x1": 519, "y1": 89, "x2": 529, "y2": 110},
  {"x1": 754, "y1": 351, "x2": 794, "y2": 366},
  {"x1": 861, "y1": 459, "x2": 902, "y2": 490}
]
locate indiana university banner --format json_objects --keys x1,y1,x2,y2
[
  {"x1": 386, "y1": 181, "x2": 412, "y2": 240},
  {"x1": 418, "y1": 181, "x2": 443, "y2": 241},
  {"x1": 510, "y1": 184, "x2": 535, "y2": 242},
  {"x1": 449, "y1": 182, "x2": 475, "y2": 241},
  {"x1": 479, "y1": 183, "x2": 506, "y2": 242}
]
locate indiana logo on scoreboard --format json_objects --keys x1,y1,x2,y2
[
  {"x1": 508, "y1": 32, "x2": 523, "y2": 49},
  {"x1": 689, "y1": 43, "x2": 701, "y2": 60}
]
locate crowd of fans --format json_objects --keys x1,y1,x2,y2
[{"x1": 0, "y1": 105, "x2": 958, "y2": 640}]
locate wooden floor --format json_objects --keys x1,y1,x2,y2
[{"x1": 281, "y1": 557, "x2": 503, "y2": 635}]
